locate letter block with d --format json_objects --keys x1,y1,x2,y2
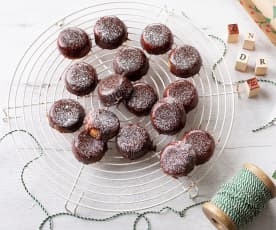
[{"x1": 235, "y1": 52, "x2": 249, "y2": 72}]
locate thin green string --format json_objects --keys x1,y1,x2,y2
[
  {"x1": 0, "y1": 129, "x2": 53, "y2": 229},
  {"x1": 0, "y1": 129, "x2": 207, "y2": 230},
  {"x1": 212, "y1": 168, "x2": 273, "y2": 228},
  {"x1": 3, "y1": 34, "x2": 273, "y2": 229},
  {"x1": 39, "y1": 201, "x2": 207, "y2": 230},
  {"x1": 209, "y1": 34, "x2": 276, "y2": 132}
]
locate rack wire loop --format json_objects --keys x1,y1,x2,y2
[{"x1": 7, "y1": 1, "x2": 234, "y2": 213}]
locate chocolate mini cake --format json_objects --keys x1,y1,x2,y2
[
  {"x1": 160, "y1": 141, "x2": 196, "y2": 177},
  {"x1": 72, "y1": 130, "x2": 107, "y2": 164},
  {"x1": 48, "y1": 99, "x2": 85, "y2": 133},
  {"x1": 94, "y1": 16, "x2": 128, "y2": 49},
  {"x1": 84, "y1": 109, "x2": 120, "y2": 141},
  {"x1": 182, "y1": 129, "x2": 215, "y2": 165},
  {"x1": 97, "y1": 74, "x2": 133, "y2": 107},
  {"x1": 150, "y1": 97, "x2": 186, "y2": 135},
  {"x1": 113, "y1": 46, "x2": 149, "y2": 81},
  {"x1": 124, "y1": 82, "x2": 158, "y2": 116},
  {"x1": 116, "y1": 124, "x2": 154, "y2": 160},
  {"x1": 168, "y1": 45, "x2": 202, "y2": 78},
  {"x1": 140, "y1": 23, "x2": 173, "y2": 55},
  {"x1": 57, "y1": 27, "x2": 91, "y2": 59},
  {"x1": 65, "y1": 62, "x2": 98, "y2": 96},
  {"x1": 163, "y1": 80, "x2": 198, "y2": 112}
]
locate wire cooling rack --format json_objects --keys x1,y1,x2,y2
[{"x1": 6, "y1": 1, "x2": 234, "y2": 213}]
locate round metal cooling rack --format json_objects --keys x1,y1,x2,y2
[{"x1": 7, "y1": 1, "x2": 234, "y2": 213}]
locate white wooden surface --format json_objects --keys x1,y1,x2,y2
[{"x1": 0, "y1": 0, "x2": 276, "y2": 229}]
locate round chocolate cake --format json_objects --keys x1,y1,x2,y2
[
  {"x1": 113, "y1": 46, "x2": 149, "y2": 81},
  {"x1": 168, "y1": 45, "x2": 202, "y2": 78},
  {"x1": 150, "y1": 97, "x2": 186, "y2": 135},
  {"x1": 94, "y1": 16, "x2": 127, "y2": 49},
  {"x1": 97, "y1": 74, "x2": 133, "y2": 107},
  {"x1": 182, "y1": 129, "x2": 215, "y2": 165},
  {"x1": 124, "y1": 82, "x2": 158, "y2": 116},
  {"x1": 160, "y1": 141, "x2": 196, "y2": 177},
  {"x1": 48, "y1": 99, "x2": 85, "y2": 133},
  {"x1": 72, "y1": 130, "x2": 107, "y2": 164},
  {"x1": 116, "y1": 124, "x2": 154, "y2": 160},
  {"x1": 84, "y1": 109, "x2": 120, "y2": 141},
  {"x1": 140, "y1": 23, "x2": 173, "y2": 55},
  {"x1": 65, "y1": 62, "x2": 98, "y2": 96},
  {"x1": 57, "y1": 27, "x2": 91, "y2": 59},
  {"x1": 163, "y1": 79, "x2": 198, "y2": 112}
]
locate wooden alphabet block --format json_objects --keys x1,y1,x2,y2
[
  {"x1": 246, "y1": 77, "x2": 260, "y2": 97},
  {"x1": 235, "y1": 52, "x2": 249, "y2": 72},
  {"x1": 243, "y1": 32, "x2": 255, "y2": 50},
  {"x1": 227, "y1": 24, "x2": 239, "y2": 43},
  {"x1": 255, "y1": 58, "x2": 267, "y2": 76}
]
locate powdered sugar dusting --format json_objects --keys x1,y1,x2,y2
[
  {"x1": 169, "y1": 45, "x2": 202, "y2": 70},
  {"x1": 65, "y1": 62, "x2": 97, "y2": 89},
  {"x1": 125, "y1": 82, "x2": 157, "y2": 115},
  {"x1": 151, "y1": 97, "x2": 185, "y2": 134},
  {"x1": 73, "y1": 131, "x2": 107, "y2": 159},
  {"x1": 142, "y1": 23, "x2": 172, "y2": 47},
  {"x1": 114, "y1": 47, "x2": 146, "y2": 72},
  {"x1": 160, "y1": 141, "x2": 196, "y2": 176},
  {"x1": 182, "y1": 129, "x2": 215, "y2": 165},
  {"x1": 49, "y1": 99, "x2": 84, "y2": 128},
  {"x1": 59, "y1": 27, "x2": 89, "y2": 49},
  {"x1": 85, "y1": 109, "x2": 120, "y2": 140},
  {"x1": 164, "y1": 80, "x2": 198, "y2": 111},
  {"x1": 116, "y1": 124, "x2": 153, "y2": 159},
  {"x1": 94, "y1": 16, "x2": 126, "y2": 43},
  {"x1": 98, "y1": 74, "x2": 133, "y2": 106}
]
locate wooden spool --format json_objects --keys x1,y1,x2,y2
[{"x1": 202, "y1": 163, "x2": 276, "y2": 230}]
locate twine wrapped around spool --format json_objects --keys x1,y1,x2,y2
[{"x1": 203, "y1": 163, "x2": 276, "y2": 230}]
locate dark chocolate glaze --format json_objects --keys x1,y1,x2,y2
[
  {"x1": 48, "y1": 99, "x2": 85, "y2": 133},
  {"x1": 160, "y1": 141, "x2": 196, "y2": 177},
  {"x1": 94, "y1": 16, "x2": 128, "y2": 49},
  {"x1": 163, "y1": 80, "x2": 198, "y2": 112},
  {"x1": 182, "y1": 129, "x2": 215, "y2": 165},
  {"x1": 124, "y1": 82, "x2": 158, "y2": 116},
  {"x1": 116, "y1": 124, "x2": 154, "y2": 160},
  {"x1": 168, "y1": 45, "x2": 202, "y2": 78},
  {"x1": 140, "y1": 23, "x2": 173, "y2": 55},
  {"x1": 57, "y1": 27, "x2": 91, "y2": 59},
  {"x1": 113, "y1": 46, "x2": 149, "y2": 81},
  {"x1": 84, "y1": 109, "x2": 120, "y2": 141},
  {"x1": 65, "y1": 62, "x2": 98, "y2": 96},
  {"x1": 97, "y1": 74, "x2": 133, "y2": 107},
  {"x1": 72, "y1": 130, "x2": 107, "y2": 164},
  {"x1": 150, "y1": 97, "x2": 186, "y2": 135}
]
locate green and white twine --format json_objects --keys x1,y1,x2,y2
[
  {"x1": 2, "y1": 130, "x2": 273, "y2": 229},
  {"x1": 1, "y1": 34, "x2": 275, "y2": 229},
  {"x1": 211, "y1": 168, "x2": 273, "y2": 228},
  {"x1": 0, "y1": 129, "x2": 207, "y2": 230},
  {"x1": 209, "y1": 34, "x2": 276, "y2": 133}
]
